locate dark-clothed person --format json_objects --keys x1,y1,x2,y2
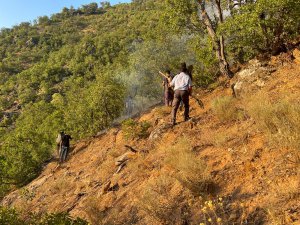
[
  {"x1": 187, "y1": 65, "x2": 193, "y2": 81},
  {"x1": 59, "y1": 133, "x2": 72, "y2": 163},
  {"x1": 170, "y1": 63, "x2": 192, "y2": 125},
  {"x1": 162, "y1": 70, "x2": 174, "y2": 106}
]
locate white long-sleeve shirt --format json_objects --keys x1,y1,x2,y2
[{"x1": 170, "y1": 72, "x2": 192, "y2": 91}]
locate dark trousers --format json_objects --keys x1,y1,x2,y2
[
  {"x1": 59, "y1": 146, "x2": 68, "y2": 163},
  {"x1": 164, "y1": 90, "x2": 174, "y2": 106},
  {"x1": 171, "y1": 90, "x2": 189, "y2": 123}
]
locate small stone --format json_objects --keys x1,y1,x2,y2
[{"x1": 293, "y1": 48, "x2": 300, "y2": 64}]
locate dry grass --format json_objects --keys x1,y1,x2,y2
[
  {"x1": 271, "y1": 179, "x2": 300, "y2": 201},
  {"x1": 126, "y1": 154, "x2": 152, "y2": 180},
  {"x1": 83, "y1": 195, "x2": 105, "y2": 225},
  {"x1": 153, "y1": 106, "x2": 171, "y2": 117},
  {"x1": 137, "y1": 175, "x2": 186, "y2": 224},
  {"x1": 246, "y1": 93, "x2": 300, "y2": 152},
  {"x1": 97, "y1": 157, "x2": 115, "y2": 183},
  {"x1": 164, "y1": 138, "x2": 212, "y2": 196},
  {"x1": 50, "y1": 177, "x2": 71, "y2": 194},
  {"x1": 211, "y1": 96, "x2": 245, "y2": 122},
  {"x1": 266, "y1": 208, "x2": 291, "y2": 225},
  {"x1": 213, "y1": 132, "x2": 230, "y2": 148}
]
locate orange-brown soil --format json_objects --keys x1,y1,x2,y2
[{"x1": 2, "y1": 55, "x2": 300, "y2": 224}]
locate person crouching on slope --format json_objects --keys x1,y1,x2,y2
[{"x1": 170, "y1": 62, "x2": 192, "y2": 126}]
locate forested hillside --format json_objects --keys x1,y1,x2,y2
[{"x1": 0, "y1": 0, "x2": 299, "y2": 219}]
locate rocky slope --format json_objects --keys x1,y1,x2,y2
[{"x1": 2, "y1": 50, "x2": 300, "y2": 224}]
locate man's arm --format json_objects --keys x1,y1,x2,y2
[{"x1": 169, "y1": 76, "x2": 176, "y2": 88}]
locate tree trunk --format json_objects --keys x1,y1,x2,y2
[{"x1": 197, "y1": 0, "x2": 233, "y2": 78}]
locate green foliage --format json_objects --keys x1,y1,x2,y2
[
  {"x1": 220, "y1": 0, "x2": 300, "y2": 62},
  {"x1": 0, "y1": 207, "x2": 88, "y2": 225},
  {"x1": 64, "y1": 75, "x2": 126, "y2": 139},
  {"x1": 0, "y1": 0, "x2": 192, "y2": 198},
  {"x1": 81, "y1": 3, "x2": 99, "y2": 15},
  {"x1": 162, "y1": 0, "x2": 201, "y2": 32},
  {"x1": 162, "y1": 0, "x2": 219, "y2": 85},
  {"x1": 0, "y1": 207, "x2": 23, "y2": 225},
  {"x1": 37, "y1": 212, "x2": 88, "y2": 225},
  {"x1": 122, "y1": 119, "x2": 151, "y2": 140}
]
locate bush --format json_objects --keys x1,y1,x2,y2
[
  {"x1": 38, "y1": 212, "x2": 88, "y2": 225},
  {"x1": 122, "y1": 119, "x2": 151, "y2": 140},
  {"x1": 0, "y1": 207, "x2": 88, "y2": 225},
  {"x1": 0, "y1": 207, "x2": 23, "y2": 225},
  {"x1": 211, "y1": 96, "x2": 244, "y2": 122},
  {"x1": 221, "y1": 0, "x2": 300, "y2": 62},
  {"x1": 64, "y1": 75, "x2": 126, "y2": 139},
  {"x1": 165, "y1": 138, "x2": 212, "y2": 196}
]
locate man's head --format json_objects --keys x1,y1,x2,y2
[
  {"x1": 165, "y1": 70, "x2": 171, "y2": 76},
  {"x1": 181, "y1": 62, "x2": 187, "y2": 73},
  {"x1": 60, "y1": 131, "x2": 65, "y2": 135}
]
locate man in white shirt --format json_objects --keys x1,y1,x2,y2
[{"x1": 170, "y1": 62, "x2": 192, "y2": 125}]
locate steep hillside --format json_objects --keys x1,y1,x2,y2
[
  {"x1": 1, "y1": 0, "x2": 299, "y2": 206},
  {"x1": 2, "y1": 52, "x2": 300, "y2": 224}
]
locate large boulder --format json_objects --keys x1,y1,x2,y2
[{"x1": 232, "y1": 59, "x2": 274, "y2": 98}]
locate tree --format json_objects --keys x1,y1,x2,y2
[
  {"x1": 165, "y1": 0, "x2": 234, "y2": 78},
  {"x1": 38, "y1": 16, "x2": 50, "y2": 25},
  {"x1": 81, "y1": 2, "x2": 98, "y2": 15},
  {"x1": 100, "y1": 1, "x2": 111, "y2": 9},
  {"x1": 61, "y1": 7, "x2": 70, "y2": 18},
  {"x1": 221, "y1": 0, "x2": 300, "y2": 61}
]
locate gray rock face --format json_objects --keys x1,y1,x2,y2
[{"x1": 233, "y1": 59, "x2": 275, "y2": 98}]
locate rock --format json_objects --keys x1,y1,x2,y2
[
  {"x1": 232, "y1": 59, "x2": 270, "y2": 97},
  {"x1": 102, "y1": 181, "x2": 111, "y2": 194},
  {"x1": 115, "y1": 163, "x2": 126, "y2": 174},
  {"x1": 148, "y1": 123, "x2": 172, "y2": 140},
  {"x1": 114, "y1": 151, "x2": 137, "y2": 173},
  {"x1": 293, "y1": 48, "x2": 300, "y2": 64},
  {"x1": 254, "y1": 79, "x2": 265, "y2": 87},
  {"x1": 237, "y1": 68, "x2": 256, "y2": 79},
  {"x1": 233, "y1": 81, "x2": 243, "y2": 97},
  {"x1": 115, "y1": 152, "x2": 135, "y2": 166},
  {"x1": 248, "y1": 59, "x2": 262, "y2": 67}
]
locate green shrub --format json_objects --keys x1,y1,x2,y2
[
  {"x1": 0, "y1": 207, "x2": 23, "y2": 225},
  {"x1": 38, "y1": 212, "x2": 88, "y2": 225},
  {"x1": 122, "y1": 119, "x2": 151, "y2": 140},
  {"x1": 221, "y1": 0, "x2": 300, "y2": 62},
  {"x1": 0, "y1": 207, "x2": 88, "y2": 225}
]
